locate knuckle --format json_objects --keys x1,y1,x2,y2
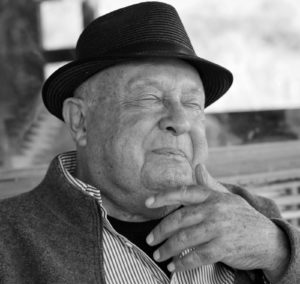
[
  {"x1": 153, "y1": 223, "x2": 164, "y2": 239},
  {"x1": 210, "y1": 198, "x2": 228, "y2": 217},
  {"x1": 204, "y1": 216, "x2": 225, "y2": 237},
  {"x1": 158, "y1": 212, "x2": 180, "y2": 238},
  {"x1": 180, "y1": 254, "x2": 196, "y2": 268},
  {"x1": 179, "y1": 205, "x2": 201, "y2": 224},
  {"x1": 170, "y1": 209, "x2": 183, "y2": 226},
  {"x1": 176, "y1": 230, "x2": 188, "y2": 247},
  {"x1": 179, "y1": 186, "x2": 188, "y2": 199},
  {"x1": 153, "y1": 222, "x2": 170, "y2": 242},
  {"x1": 202, "y1": 220, "x2": 214, "y2": 235},
  {"x1": 177, "y1": 207, "x2": 189, "y2": 222},
  {"x1": 214, "y1": 200, "x2": 225, "y2": 212},
  {"x1": 197, "y1": 248, "x2": 216, "y2": 264}
]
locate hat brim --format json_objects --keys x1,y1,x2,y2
[{"x1": 42, "y1": 53, "x2": 233, "y2": 121}]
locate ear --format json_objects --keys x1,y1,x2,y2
[{"x1": 63, "y1": 97, "x2": 88, "y2": 147}]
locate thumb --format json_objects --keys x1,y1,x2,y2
[{"x1": 195, "y1": 164, "x2": 228, "y2": 193}]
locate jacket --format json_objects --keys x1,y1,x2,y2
[{"x1": 0, "y1": 155, "x2": 299, "y2": 283}]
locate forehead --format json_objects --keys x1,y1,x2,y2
[{"x1": 86, "y1": 58, "x2": 204, "y2": 99}]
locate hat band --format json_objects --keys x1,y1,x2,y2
[{"x1": 77, "y1": 40, "x2": 196, "y2": 60}]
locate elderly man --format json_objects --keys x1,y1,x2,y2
[{"x1": 0, "y1": 2, "x2": 299, "y2": 284}]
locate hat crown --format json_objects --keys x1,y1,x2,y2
[
  {"x1": 42, "y1": 1, "x2": 233, "y2": 121},
  {"x1": 76, "y1": 1, "x2": 195, "y2": 59}
]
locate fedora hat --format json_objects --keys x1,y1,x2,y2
[{"x1": 42, "y1": 1, "x2": 233, "y2": 121}]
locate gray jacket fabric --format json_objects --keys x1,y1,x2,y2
[{"x1": 0, "y1": 155, "x2": 299, "y2": 284}]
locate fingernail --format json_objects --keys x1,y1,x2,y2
[
  {"x1": 146, "y1": 233, "x2": 154, "y2": 245},
  {"x1": 153, "y1": 250, "x2": 160, "y2": 261},
  {"x1": 167, "y1": 262, "x2": 175, "y2": 272},
  {"x1": 145, "y1": 197, "x2": 155, "y2": 207}
]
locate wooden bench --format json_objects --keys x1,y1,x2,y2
[{"x1": 219, "y1": 169, "x2": 300, "y2": 227}]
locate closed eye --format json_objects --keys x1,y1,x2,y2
[
  {"x1": 121, "y1": 94, "x2": 162, "y2": 109},
  {"x1": 141, "y1": 94, "x2": 161, "y2": 101},
  {"x1": 183, "y1": 102, "x2": 203, "y2": 110}
]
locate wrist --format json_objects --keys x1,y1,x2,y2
[{"x1": 263, "y1": 224, "x2": 290, "y2": 283}]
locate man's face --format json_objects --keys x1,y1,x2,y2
[{"x1": 84, "y1": 59, "x2": 207, "y2": 216}]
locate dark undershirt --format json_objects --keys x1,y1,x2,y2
[{"x1": 107, "y1": 215, "x2": 171, "y2": 278}]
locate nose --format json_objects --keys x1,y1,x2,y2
[{"x1": 159, "y1": 103, "x2": 191, "y2": 136}]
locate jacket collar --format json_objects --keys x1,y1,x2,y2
[{"x1": 32, "y1": 154, "x2": 102, "y2": 236}]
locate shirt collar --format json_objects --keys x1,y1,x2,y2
[{"x1": 58, "y1": 151, "x2": 103, "y2": 206}]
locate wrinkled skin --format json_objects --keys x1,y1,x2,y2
[
  {"x1": 64, "y1": 58, "x2": 207, "y2": 220},
  {"x1": 63, "y1": 58, "x2": 289, "y2": 282},
  {"x1": 145, "y1": 165, "x2": 289, "y2": 282}
]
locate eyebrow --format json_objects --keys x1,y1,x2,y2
[
  {"x1": 127, "y1": 77, "x2": 205, "y2": 102},
  {"x1": 182, "y1": 87, "x2": 204, "y2": 96},
  {"x1": 181, "y1": 87, "x2": 205, "y2": 104},
  {"x1": 127, "y1": 78, "x2": 162, "y2": 90}
]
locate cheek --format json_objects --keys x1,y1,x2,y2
[
  {"x1": 119, "y1": 109, "x2": 158, "y2": 145},
  {"x1": 86, "y1": 104, "x2": 121, "y2": 167},
  {"x1": 99, "y1": 115, "x2": 155, "y2": 190},
  {"x1": 190, "y1": 118, "x2": 208, "y2": 166},
  {"x1": 104, "y1": 112, "x2": 154, "y2": 169}
]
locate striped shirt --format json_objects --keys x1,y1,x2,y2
[{"x1": 59, "y1": 151, "x2": 235, "y2": 284}]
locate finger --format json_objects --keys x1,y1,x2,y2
[
  {"x1": 145, "y1": 185, "x2": 211, "y2": 208},
  {"x1": 152, "y1": 222, "x2": 217, "y2": 262},
  {"x1": 167, "y1": 241, "x2": 221, "y2": 272},
  {"x1": 196, "y1": 164, "x2": 228, "y2": 193},
  {"x1": 147, "y1": 205, "x2": 205, "y2": 246}
]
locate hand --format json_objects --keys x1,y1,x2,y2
[{"x1": 145, "y1": 164, "x2": 289, "y2": 281}]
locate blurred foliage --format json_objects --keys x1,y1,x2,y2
[
  {"x1": 0, "y1": 0, "x2": 44, "y2": 166},
  {"x1": 1, "y1": 0, "x2": 299, "y2": 169}
]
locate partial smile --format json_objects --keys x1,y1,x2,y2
[{"x1": 152, "y1": 148, "x2": 187, "y2": 159}]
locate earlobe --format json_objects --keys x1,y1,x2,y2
[{"x1": 63, "y1": 98, "x2": 87, "y2": 147}]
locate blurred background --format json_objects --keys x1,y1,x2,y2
[
  {"x1": 0, "y1": 0, "x2": 300, "y2": 225},
  {"x1": 0, "y1": 0, "x2": 300, "y2": 168}
]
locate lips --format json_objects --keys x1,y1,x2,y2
[{"x1": 152, "y1": 148, "x2": 186, "y2": 158}]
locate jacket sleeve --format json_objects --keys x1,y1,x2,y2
[
  {"x1": 223, "y1": 183, "x2": 300, "y2": 284},
  {"x1": 271, "y1": 219, "x2": 300, "y2": 284}
]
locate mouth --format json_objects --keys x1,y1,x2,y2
[{"x1": 152, "y1": 148, "x2": 187, "y2": 159}]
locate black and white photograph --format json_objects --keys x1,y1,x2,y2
[{"x1": 0, "y1": 0, "x2": 299, "y2": 283}]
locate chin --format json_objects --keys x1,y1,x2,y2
[{"x1": 141, "y1": 164, "x2": 193, "y2": 191}]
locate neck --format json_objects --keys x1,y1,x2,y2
[
  {"x1": 101, "y1": 194, "x2": 156, "y2": 221},
  {"x1": 75, "y1": 151, "x2": 179, "y2": 222}
]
